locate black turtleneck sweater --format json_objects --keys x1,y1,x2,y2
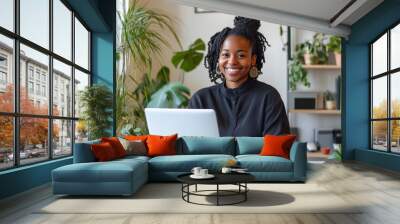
[{"x1": 188, "y1": 79, "x2": 290, "y2": 137}]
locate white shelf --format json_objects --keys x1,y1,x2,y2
[{"x1": 302, "y1": 64, "x2": 341, "y2": 70}]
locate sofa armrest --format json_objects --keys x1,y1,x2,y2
[
  {"x1": 289, "y1": 142, "x2": 307, "y2": 181},
  {"x1": 73, "y1": 140, "x2": 100, "y2": 163}
]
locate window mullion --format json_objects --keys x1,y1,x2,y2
[
  {"x1": 13, "y1": 0, "x2": 20, "y2": 167},
  {"x1": 388, "y1": 30, "x2": 391, "y2": 152},
  {"x1": 71, "y1": 11, "x2": 76, "y2": 155},
  {"x1": 48, "y1": 0, "x2": 53, "y2": 160}
]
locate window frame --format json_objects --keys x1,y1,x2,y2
[
  {"x1": 370, "y1": 20, "x2": 400, "y2": 154},
  {"x1": 0, "y1": 0, "x2": 92, "y2": 171}
]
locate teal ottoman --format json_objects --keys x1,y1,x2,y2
[{"x1": 52, "y1": 156, "x2": 148, "y2": 196}]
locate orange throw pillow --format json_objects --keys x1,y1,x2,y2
[
  {"x1": 259, "y1": 135, "x2": 297, "y2": 159},
  {"x1": 91, "y1": 142, "x2": 117, "y2": 161},
  {"x1": 146, "y1": 134, "x2": 178, "y2": 157},
  {"x1": 124, "y1": 135, "x2": 148, "y2": 142},
  {"x1": 101, "y1": 137, "x2": 126, "y2": 158}
]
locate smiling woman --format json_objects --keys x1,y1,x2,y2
[{"x1": 189, "y1": 17, "x2": 290, "y2": 137}]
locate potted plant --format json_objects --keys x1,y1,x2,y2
[
  {"x1": 324, "y1": 90, "x2": 335, "y2": 110},
  {"x1": 327, "y1": 36, "x2": 341, "y2": 66},
  {"x1": 298, "y1": 41, "x2": 312, "y2": 65},
  {"x1": 79, "y1": 84, "x2": 113, "y2": 140},
  {"x1": 310, "y1": 33, "x2": 329, "y2": 64}
]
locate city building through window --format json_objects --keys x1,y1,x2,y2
[{"x1": 0, "y1": 0, "x2": 91, "y2": 171}]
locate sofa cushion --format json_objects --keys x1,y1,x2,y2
[
  {"x1": 236, "y1": 155, "x2": 293, "y2": 172},
  {"x1": 148, "y1": 154, "x2": 235, "y2": 172},
  {"x1": 91, "y1": 142, "x2": 118, "y2": 161},
  {"x1": 260, "y1": 135, "x2": 296, "y2": 159},
  {"x1": 119, "y1": 138, "x2": 147, "y2": 156},
  {"x1": 124, "y1": 135, "x2": 148, "y2": 142},
  {"x1": 101, "y1": 137, "x2": 127, "y2": 158},
  {"x1": 177, "y1": 136, "x2": 235, "y2": 155},
  {"x1": 52, "y1": 158, "x2": 147, "y2": 183},
  {"x1": 236, "y1": 137, "x2": 263, "y2": 155},
  {"x1": 147, "y1": 134, "x2": 178, "y2": 157}
]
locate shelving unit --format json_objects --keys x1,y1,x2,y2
[
  {"x1": 287, "y1": 28, "x2": 342, "y2": 143},
  {"x1": 302, "y1": 64, "x2": 341, "y2": 70},
  {"x1": 289, "y1": 109, "x2": 341, "y2": 115}
]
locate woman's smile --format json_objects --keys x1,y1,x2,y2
[{"x1": 224, "y1": 67, "x2": 242, "y2": 76}]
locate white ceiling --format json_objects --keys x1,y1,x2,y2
[{"x1": 168, "y1": 0, "x2": 384, "y2": 37}]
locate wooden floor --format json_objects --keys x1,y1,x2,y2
[{"x1": 1, "y1": 159, "x2": 400, "y2": 224}]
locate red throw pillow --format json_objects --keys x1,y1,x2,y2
[
  {"x1": 259, "y1": 135, "x2": 297, "y2": 159},
  {"x1": 91, "y1": 142, "x2": 117, "y2": 161},
  {"x1": 101, "y1": 137, "x2": 126, "y2": 158},
  {"x1": 146, "y1": 134, "x2": 178, "y2": 157},
  {"x1": 124, "y1": 135, "x2": 148, "y2": 142}
]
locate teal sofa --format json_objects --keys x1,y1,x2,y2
[{"x1": 52, "y1": 137, "x2": 307, "y2": 196}]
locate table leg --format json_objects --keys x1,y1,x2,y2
[
  {"x1": 245, "y1": 183, "x2": 247, "y2": 201},
  {"x1": 195, "y1": 184, "x2": 198, "y2": 192},
  {"x1": 217, "y1": 184, "x2": 219, "y2": 206}
]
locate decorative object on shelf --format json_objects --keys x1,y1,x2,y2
[
  {"x1": 302, "y1": 41, "x2": 313, "y2": 65},
  {"x1": 324, "y1": 90, "x2": 336, "y2": 110},
  {"x1": 321, "y1": 146, "x2": 331, "y2": 155},
  {"x1": 310, "y1": 33, "x2": 329, "y2": 64},
  {"x1": 307, "y1": 142, "x2": 318, "y2": 152},
  {"x1": 327, "y1": 36, "x2": 342, "y2": 67}
]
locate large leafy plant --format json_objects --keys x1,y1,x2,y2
[
  {"x1": 79, "y1": 84, "x2": 113, "y2": 140},
  {"x1": 116, "y1": 1, "x2": 205, "y2": 135},
  {"x1": 125, "y1": 39, "x2": 205, "y2": 135}
]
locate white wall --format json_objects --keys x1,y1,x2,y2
[{"x1": 139, "y1": 0, "x2": 288, "y2": 106}]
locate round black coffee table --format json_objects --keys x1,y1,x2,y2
[{"x1": 177, "y1": 173, "x2": 255, "y2": 206}]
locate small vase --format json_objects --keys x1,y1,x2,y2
[
  {"x1": 334, "y1": 53, "x2": 341, "y2": 67},
  {"x1": 303, "y1": 53, "x2": 312, "y2": 65},
  {"x1": 326, "y1": 100, "x2": 335, "y2": 110}
]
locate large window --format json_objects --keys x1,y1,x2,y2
[
  {"x1": 370, "y1": 23, "x2": 400, "y2": 153},
  {"x1": 0, "y1": 0, "x2": 91, "y2": 171}
]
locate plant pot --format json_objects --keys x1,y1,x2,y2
[
  {"x1": 334, "y1": 52, "x2": 341, "y2": 67},
  {"x1": 321, "y1": 147, "x2": 331, "y2": 155},
  {"x1": 303, "y1": 53, "x2": 312, "y2": 65},
  {"x1": 325, "y1": 100, "x2": 336, "y2": 110}
]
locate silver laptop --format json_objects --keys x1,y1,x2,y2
[{"x1": 144, "y1": 108, "x2": 220, "y2": 137}]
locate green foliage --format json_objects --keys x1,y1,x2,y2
[
  {"x1": 289, "y1": 58, "x2": 310, "y2": 91},
  {"x1": 298, "y1": 41, "x2": 312, "y2": 55},
  {"x1": 116, "y1": 2, "x2": 205, "y2": 136},
  {"x1": 147, "y1": 82, "x2": 191, "y2": 108},
  {"x1": 327, "y1": 36, "x2": 341, "y2": 54},
  {"x1": 118, "y1": 0, "x2": 182, "y2": 70},
  {"x1": 171, "y1": 38, "x2": 205, "y2": 72},
  {"x1": 79, "y1": 84, "x2": 113, "y2": 140},
  {"x1": 310, "y1": 33, "x2": 329, "y2": 64},
  {"x1": 324, "y1": 90, "x2": 335, "y2": 101}
]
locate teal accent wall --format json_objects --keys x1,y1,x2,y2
[
  {"x1": 344, "y1": 0, "x2": 400, "y2": 171},
  {"x1": 0, "y1": 158, "x2": 72, "y2": 199},
  {"x1": 0, "y1": 0, "x2": 116, "y2": 200}
]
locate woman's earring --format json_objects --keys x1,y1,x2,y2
[
  {"x1": 249, "y1": 66, "x2": 261, "y2": 78},
  {"x1": 215, "y1": 63, "x2": 222, "y2": 76}
]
